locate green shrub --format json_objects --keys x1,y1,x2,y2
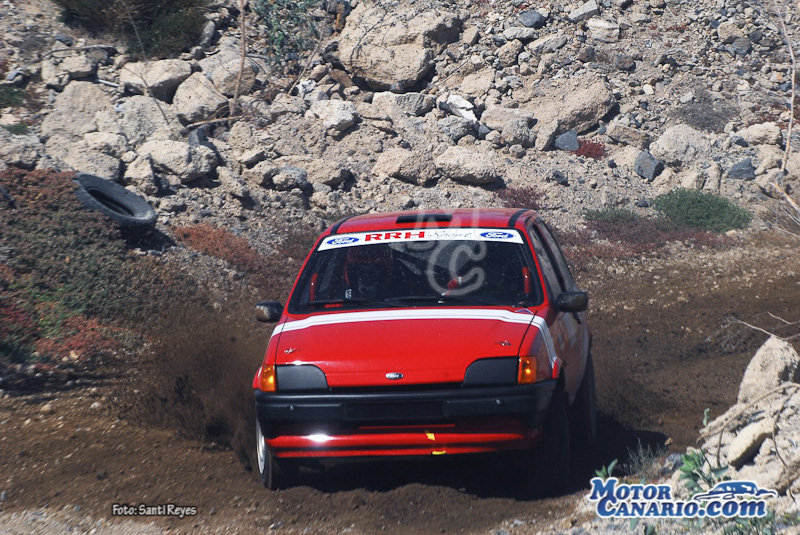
[
  {"x1": 0, "y1": 86, "x2": 23, "y2": 108},
  {"x1": 2, "y1": 123, "x2": 29, "y2": 135},
  {"x1": 653, "y1": 189, "x2": 751, "y2": 233},
  {"x1": 52, "y1": 0, "x2": 206, "y2": 58},
  {"x1": 253, "y1": 0, "x2": 322, "y2": 65}
]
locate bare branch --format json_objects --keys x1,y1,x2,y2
[
  {"x1": 728, "y1": 318, "x2": 785, "y2": 339},
  {"x1": 771, "y1": 0, "x2": 797, "y2": 173},
  {"x1": 231, "y1": 0, "x2": 247, "y2": 118}
]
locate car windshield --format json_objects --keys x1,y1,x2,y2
[{"x1": 288, "y1": 228, "x2": 542, "y2": 313}]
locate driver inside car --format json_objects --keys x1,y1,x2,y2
[{"x1": 343, "y1": 245, "x2": 394, "y2": 300}]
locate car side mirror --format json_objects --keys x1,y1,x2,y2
[
  {"x1": 554, "y1": 291, "x2": 588, "y2": 313},
  {"x1": 255, "y1": 301, "x2": 283, "y2": 323}
]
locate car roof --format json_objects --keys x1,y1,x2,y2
[{"x1": 329, "y1": 208, "x2": 539, "y2": 235}]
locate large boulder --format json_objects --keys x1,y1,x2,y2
[
  {"x1": 274, "y1": 156, "x2": 350, "y2": 186},
  {"x1": 481, "y1": 107, "x2": 537, "y2": 146},
  {"x1": 736, "y1": 122, "x2": 782, "y2": 146},
  {"x1": 44, "y1": 134, "x2": 121, "y2": 180},
  {"x1": 434, "y1": 146, "x2": 501, "y2": 184},
  {"x1": 372, "y1": 147, "x2": 436, "y2": 185},
  {"x1": 40, "y1": 81, "x2": 113, "y2": 140},
  {"x1": 650, "y1": 124, "x2": 711, "y2": 168},
  {"x1": 199, "y1": 39, "x2": 260, "y2": 97},
  {"x1": 738, "y1": 336, "x2": 800, "y2": 404},
  {"x1": 0, "y1": 129, "x2": 43, "y2": 169},
  {"x1": 173, "y1": 72, "x2": 228, "y2": 124},
  {"x1": 119, "y1": 59, "x2": 192, "y2": 101},
  {"x1": 337, "y1": 3, "x2": 461, "y2": 91},
  {"x1": 137, "y1": 139, "x2": 218, "y2": 183},
  {"x1": 525, "y1": 80, "x2": 615, "y2": 135},
  {"x1": 117, "y1": 95, "x2": 182, "y2": 145},
  {"x1": 606, "y1": 121, "x2": 651, "y2": 149}
]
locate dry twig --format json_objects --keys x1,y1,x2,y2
[
  {"x1": 231, "y1": 0, "x2": 247, "y2": 118},
  {"x1": 771, "y1": 0, "x2": 797, "y2": 172}
]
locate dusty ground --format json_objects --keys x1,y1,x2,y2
[{"x1": 1, "y1": 234, "x2": 799, "y2": 534}]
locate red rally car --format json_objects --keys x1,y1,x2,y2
[{"x1": 252, "y1": 209, "x2": 595, "y2": 490}]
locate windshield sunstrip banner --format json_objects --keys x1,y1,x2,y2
[{"x1": 318, "y1": 228, "x2": 524, "y2": 250}]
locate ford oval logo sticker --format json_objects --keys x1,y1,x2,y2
[
  {"x1": 480, "y1": 231, "x2": 513, "y2": 239},
  {"x1": 327, "y1": 236, "x2": 359, "y2": 245},
  {"x1": 385, "y1": 372, "x2": 404, "y2": 380}
]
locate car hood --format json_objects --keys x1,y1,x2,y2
[{"x1": 274, "y1": 308, "x2": 536, "y2": 387}]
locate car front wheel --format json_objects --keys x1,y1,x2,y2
[
  {"x1": 570, "y1": 352, "x2": 597, "y2": 445},
  {"x1": 520, "y1": 383, "x2": 570, "y2": 497},
  {"x1": 256, "y1": 420, "x2": 296, "y2": 489}
]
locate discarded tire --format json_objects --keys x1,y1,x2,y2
[{"x1": 73, "y1": 173, "x2": 156, "y2": 228}]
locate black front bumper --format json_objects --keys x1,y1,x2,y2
[{"x1": 254, "y1": 380, "x2": 557, "y2": 430}]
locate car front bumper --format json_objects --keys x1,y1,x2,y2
[{"x1": 254, "y1": 380, "x2": 557, "y2": 458}]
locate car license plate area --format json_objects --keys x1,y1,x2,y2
[{"x1": 346, "y1": 400, "x2": 443, "y2": 421}]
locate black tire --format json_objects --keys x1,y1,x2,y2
[
  {"x1": 73, "y1": 173, "x2": 156, "y2": 228},
  {"x1": 520, "y1": 383, "x2": 570, "y2": 497},
  {"x1": 570, "y1": 352, "x2": 597, "y2": 446},
  {"x1": 256, "y1": 420, "x2": 296, "y2": 490},
  {"x1": 535, "y1": 384, "x2": 571, "y2": 495}
]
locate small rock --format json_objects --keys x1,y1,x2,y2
[
  {"x1": 727, "y1": 158, "x2": 756, "y2": 180},
  {"x1": 528, "y1": 34, "x2": 568, "y2": 55},
  {"x1": 41, "y1": 403, "x2": 55, "y2": 415},
  {"x1": 535, "y1": 119, "x2": 559, "y2": 151},
  {"x1": 727, "y1": 419, "x2": 773, "y2": 468},
  {"x1": 518, "y1": 10, "x2": 545, "y2": 29},
  {"x1": 509, "y1": 144, "x2": 526, "y2": 158},
  {"x1": 439, "y1": 94, "x2": 477, "y2": 121},
  {"x1": 462, "y1": 26, "x2": 480, "y2": 45},
  {"x1": 438, "y1": 116, "x2": 476, "y2": 142},
  {"x1": 577, "y1": 46, "x2": 596, "y2": 62},
  {"x1": 568, "y1": 0, "x2": 600, "y2": 23},
  {"x1": 372, "y1": 92, "x2": 434, "y2": 116},
  {"x1": 615, "y1": 54, "x2": 636, "y2": 71},
  {"x1": 635, "y1": 198, "x2": 650, "y2": 208},
  {"x1": 606, "y1": 121, "x2": 650, "y2": 149},
  {"x1": 503, "y1": 27, "x2": 538, "y2": 42},
  {"x1": 308, "y1": 100, "x2": 358, "y2": 132},
  {"x1": 587, "y1": 19, "x2": 619, "y2": 42},
  {"x1": 731, "y1": 37, "x2": 752, "y2": 55},
  {"x1": 550, "y1": 169, "x2": 568, "y2": 185},
  {"x1": 554, "y1": 130, "x2": 579, "y2": 151},
  {"x1": 635, "y1": 150, "x2": 664, "y2": 181}
]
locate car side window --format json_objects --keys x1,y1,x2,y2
[
  {"x1": 527, "y1": 223, "x2": 563, "y2": 298},
  {"x1": 536, "y1": 222, "x2": 577, "y2": 292}
]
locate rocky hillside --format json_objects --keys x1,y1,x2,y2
[{"x1": 1, "y1": 0, "x2": 798, "y2": 256}]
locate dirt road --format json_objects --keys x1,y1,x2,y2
[{"x1": 1, "y1": 235, "x2": 798, "y2": 534}]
